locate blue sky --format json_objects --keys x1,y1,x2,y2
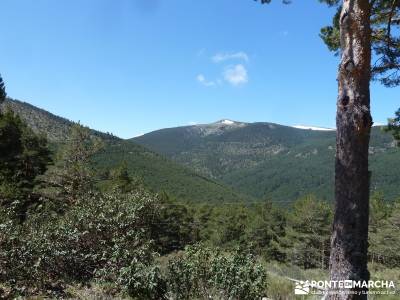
[{"x1": 0, "y1": 0, "x2": 398, "y2": 138}]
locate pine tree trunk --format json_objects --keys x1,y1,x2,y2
[{"x1": 328, "y1": 1, "x2": 372, "y2": 299}]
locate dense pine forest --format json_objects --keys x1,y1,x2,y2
[
  {"x1": 1, "y1": 88, "x2": 399, "y2": 299},
  {"x1": 133, "y1": 120, "x2": 400, "y2": 202}
]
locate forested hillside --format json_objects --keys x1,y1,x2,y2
[
  {"x1": 1, "y1": 87, "x2": 399, "y2": 300},
  {"x1": 93, "y1": 141, "x2": 252, "y2": 203},
  {"x1": 5, "y1": 99, "x2": 399, "y2": 203},
  {"x1": 0, "y1": 98, "x2": 118, "y2": 142},
  {"x1": 1, "y1": 99, "x2": 250, "y2": 203},
  {"x1": 134, "y1": 120, "x2": 400, "y2": 201}
]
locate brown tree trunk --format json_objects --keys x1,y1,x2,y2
[{"x1": 328, "y1": 1, "x2": 372, "y2": 299}]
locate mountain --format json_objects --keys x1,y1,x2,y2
[
  {"x1": 0, "y1": 98, "x2": 118, "y2": 143},
  {"x1": 133, "y1": 120, "x2": 400, "y2": 202},
  {"x1": 2, "y1": 99, "x2": 249, "y2": 203},
  {"x1": 6, "y1": 98, "x2": 398, "y2": 203}
]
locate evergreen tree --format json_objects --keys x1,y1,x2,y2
[
  {"x1": 369, "y1": 192, "x2": 389, "y2": 229},
  {"x1": 282, "y1": 195, "x2": 333, "y2": 269},
  {"x1": 256, "y1": 2, "x2": 400, "y2": 294},
  {"x1": 0, "y1": 74, "x2": 6, "y2": 104},
  {"x1": 36, "y1": 123, "x2": 103, "y2": 210},
  {"x1": 247, "y1": 201, "x2": 286, "y2": 261},
  {"x1": 192, "y1": 203, "x2": 214, "y2": 242},
  {"x1": 209, "y1": 204, "x2": 249, "y2": 248},
  {"x1": 369, "y1": 199, "x2": 400, "y2": 267},
  {"x1": 0, "y1": 110, "x2": 51, "y2": 222},
  {"x1": 109, "y1": 162, "x2": 132, "y2": 190},
  {"x1": 385, "y1": 108, "x2": 400, "y2": 144},
  {"x1": 152, "y1": 192, "x2": 196, "y2": 254},
  {"x1": 106, "y1": 162, "x2": 143, "y2": 193}
]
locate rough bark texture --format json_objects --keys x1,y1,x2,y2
[{"x1": 328, "y1": 1, "x2": 372, "y2": 299}]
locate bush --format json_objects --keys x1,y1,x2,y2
[
  {"x1": 167, "y1": 244, "x2": 267, "y2": 300},
  {"x1": 0, "y1": 190, "x2": 166, "y2": 298}
]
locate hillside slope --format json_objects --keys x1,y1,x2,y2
[
  {"x1": 2, "y1": 99, "x2": 249, "y2": 203},
  {"x1": 133, "y1": 120, "x2": 400, "y2": 202},
  {"x1": 0, "y1": 98, "x2": 117, "y2": 142},
  {"x1": 93, "y1": 140, "x2": 252, "y2": 203}
]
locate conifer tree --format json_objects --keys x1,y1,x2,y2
[
  {"x1": 0, "y1": 74, "x2": 6, "y2": 104},
  {"x1": 152, "y1": 192, "x2": 196, "y2": 254},
  {"x1": 0, "y1": 110, "x2": 51, "y2": 222},
  {"x1": 369, "y1": 199, "x2": 400, "y2": 267},
  {"x1": 256, "y1": 2, "x2": 400, "y2": 296},
  {"x1": 107, "y1": 162, "x2": 144, "y2": 193},
  {"x1": 0, "y1": 75, "x2": 52, "y2": 222},
  {"x1": 385, "y1": 108, "x2": 400, "y2": 144},
  {"x1": 247, "y1": 200, "x2": 286, "y2": 261},
  {"x1": 109, "y1": 162, "x2": 132, "y2": 190},
  {"x1": 36, "y1": 123, "x2": 103, "y2": 209},
  {"x1": 282, "y1": 196, "x2": 332, "y2": 269}
]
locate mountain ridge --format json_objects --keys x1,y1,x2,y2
[
  {"x1": 0, "y1": 98, "x2": 119, "y2": 143},
  {"x1": 133, "y1": 120, "x2": 400, "y2": 202},
  {"x1": 2, "y1": 98, "x2": 250, "y2": 203},
  {"x1": 4, "y1": 98, "x2": 399, "y2": 203}
]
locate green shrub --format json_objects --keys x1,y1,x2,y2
[
  {"x1": 0, "y1": 190, "x2": 166, "y2": 299},
  {"x1": 167, "y1": 244, "x2": 267, "y2": 300}
]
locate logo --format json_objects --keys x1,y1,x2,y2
[
  {"x1": 293, "y1": 279, "x2": 396, "y2": 296},
  {"x1": 294, "y1": 281, "x2": 310, "y2": 295}
]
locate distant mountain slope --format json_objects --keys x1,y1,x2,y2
[
  {"x1": 133, "y1": 120, "x2": 400, "y2": 202},
  {"x1": 2, "y1": 99, "x2": 248, "y2": 203},
  {"x1": 0, "y1": 98, "x2": 118, "y2": 142},
  {"x1": 93, "y1": 141, "x2": 252, "y2": 203}
]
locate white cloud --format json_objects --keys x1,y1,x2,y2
[
  {"x1": 223, "y1": 64, "x2": 248, "y2": 86},
  {"x1": 212, "y1": 51, "x2": 249, "y2": 63},
  {"x1": 196, "y1": 51, "x2": 250, "y2": 88},
  {"x1": 196, "y1": 74, "x2": 216, "y2": 87},
  {"x1": 188, "y1": 121, "x2": 198, "y2": 125},
  {"x1": 293, "y1": 125, "x2": 335, "y2": 131}
]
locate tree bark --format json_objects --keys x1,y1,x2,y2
[{"x1": 328, "y1": 1, "x2": 372, "y2": 299}]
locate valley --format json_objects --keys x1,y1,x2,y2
[{"x1": 4, "y1": 98, "x2": 399, "y2": 204}]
